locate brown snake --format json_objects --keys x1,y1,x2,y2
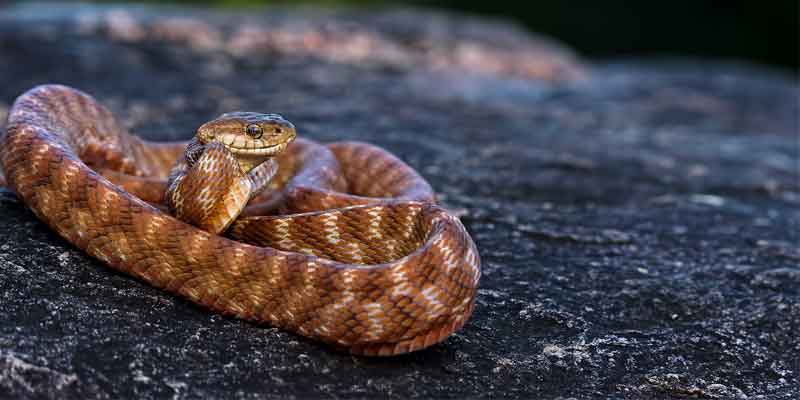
[{"x1": 0, "y1": 85, "x2": 480, "y2": 356}]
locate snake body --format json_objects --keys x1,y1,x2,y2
[{"x1": 0, "y1": 85, "x2": 480, "y2": 356}]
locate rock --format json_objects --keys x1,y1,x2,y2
[{"x1": 0, "y1": 3, "x2": 797, "y2": 400}]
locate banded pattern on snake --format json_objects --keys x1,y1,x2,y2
[{"x1": 0, "y1": 84, "x2": 480, "y2": 356}]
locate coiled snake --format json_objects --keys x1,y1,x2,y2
[{"x1": 0, "y1": 85, "x2": 480, "y2": 356}]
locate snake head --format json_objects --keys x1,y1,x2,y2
[{"x1": 196, "y1": 111, "x2": 296, "y2": 157}]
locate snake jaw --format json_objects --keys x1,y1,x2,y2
[
  {"x1": 232, "y1": 142, "x2": 292, "y2": 174},
  {"x1": 219, "y1": 135, "x2": 294, "y2": 156}
]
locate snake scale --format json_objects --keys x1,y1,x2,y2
[{"x1": 0, "y1": 85, "x2": 480, "y2": 356}]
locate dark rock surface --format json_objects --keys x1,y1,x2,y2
[{"x1": 0, "y1": 3, "x2": 798, "y2": 399}]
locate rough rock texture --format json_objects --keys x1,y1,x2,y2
[{"x1": 0, "y1": 3, "x2": 798, "y2": 400}]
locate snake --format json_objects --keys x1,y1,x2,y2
[{"x1": 0, "y1": 84, "x2": 480, "y2": 356}]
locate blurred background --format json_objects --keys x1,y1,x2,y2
[{"x1": 85, "y1": 0, "x2": 798, "y2": 70}]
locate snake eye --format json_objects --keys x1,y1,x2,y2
[{"x1": 245, "y1": 124, "x2": 263, "y2": 139}]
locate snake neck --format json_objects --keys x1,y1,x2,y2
[{"x1": 236, "y1": 153, "x2": 269, "y2": 174}]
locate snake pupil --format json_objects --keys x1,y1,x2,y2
[{"x1": 246, "y1": 124, "x2": 263, "y2": 139}]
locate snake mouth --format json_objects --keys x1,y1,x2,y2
[
  {"x1": 225, "y1": 142, "x2": 290, "y2": 156},
  {"x1": 216, "y1": 133, "x2": 294, "y2": 156}
]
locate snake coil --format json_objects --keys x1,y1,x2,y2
[{"x1": 0, "y1": 84, "x2": 480, "y2": 356}]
